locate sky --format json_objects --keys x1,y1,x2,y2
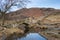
[
  {"x1": 26, "y1": 0, "x2": 60, "y2": 9},
  {"x1": 0, "y1": 0, "x2": 60, "y2": 12}
]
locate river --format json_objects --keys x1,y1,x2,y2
[{"x1": 17, "y1": 33, "x2": 47, "y2": 40}]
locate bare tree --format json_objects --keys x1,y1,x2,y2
[{"x1": 0, "y1": 0, "x2": 29, "y2": 25}]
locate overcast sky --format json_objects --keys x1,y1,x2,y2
[{"x1": 26, "y1": 0, "x2": 60, "y2": 9}]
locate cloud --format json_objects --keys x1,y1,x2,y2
[{"x1": 26, "y1": 0, "x2": 60, "y2": 9}]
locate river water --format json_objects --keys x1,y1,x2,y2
[{"x1": 17, "y1": 33, "x2": 47, "y2": 40}]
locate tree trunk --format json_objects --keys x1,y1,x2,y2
[{"x1": 2, "y1": 13, "x2": 5, "y2": 26}]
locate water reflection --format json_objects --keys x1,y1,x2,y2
[{"x1": 17, "y1": 33, "x2": 46, "y2": 40}]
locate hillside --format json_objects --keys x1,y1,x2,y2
[
  {"x1": 6, "y1": 8, "x2": 43, "y2": 20},
  {"x1": 5, "y1": 8, "x2": 56, "y2": 20},
  {"x1": 0, "y1": 8, "x2": 60, "y2": 23}
]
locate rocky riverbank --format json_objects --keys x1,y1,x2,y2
[
  {"x1": 0, "y1": 22, "x2": 60, "y2": 40},
  {"x1": 0, "y1": 27, "x2": 24, "y2": 40},
  {"x1": 0, "y1": 14, "x2": 60, "y2": 40}
]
